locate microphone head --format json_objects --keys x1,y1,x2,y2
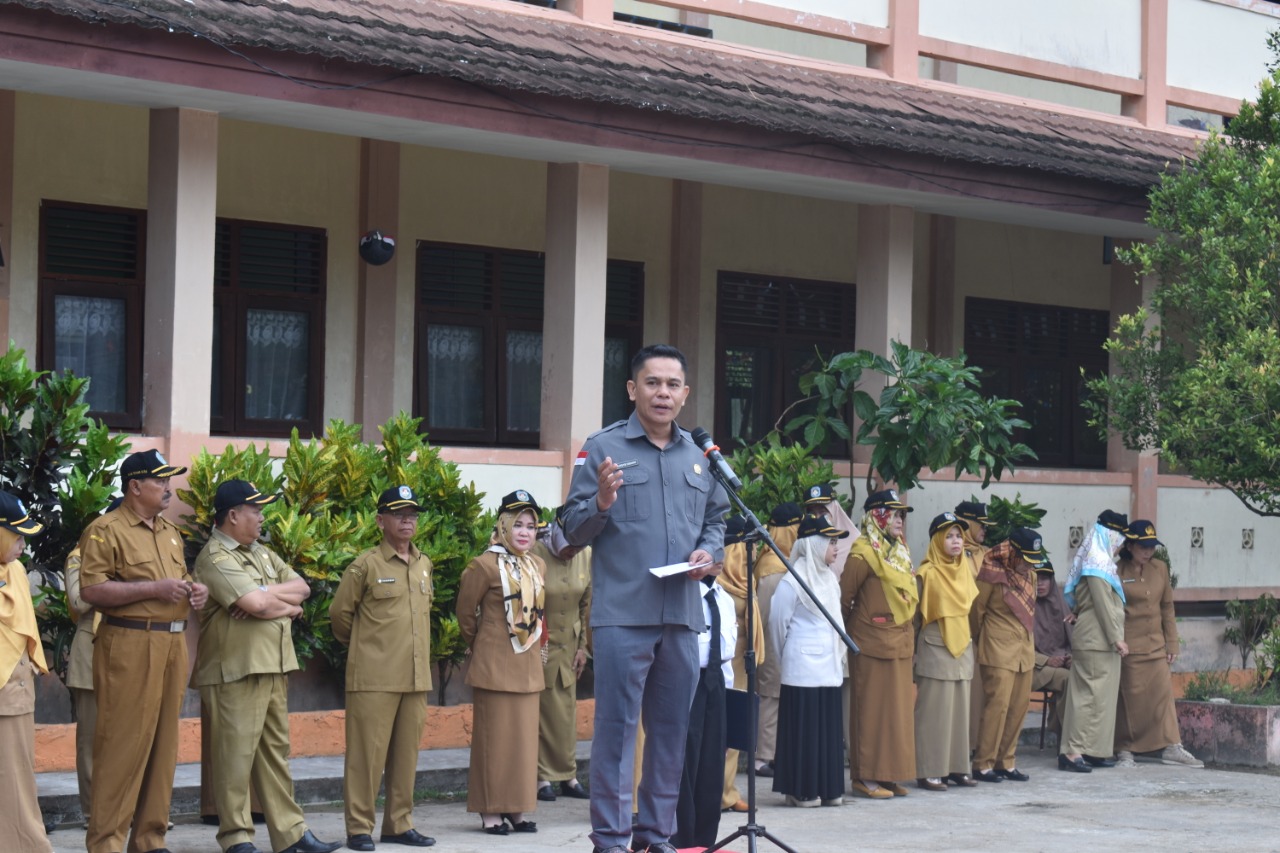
[{"x1": 690, "y1": 427, "x2": 712, "y2": 449}]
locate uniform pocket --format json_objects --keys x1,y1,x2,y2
[
  {"x1": 371, "y1": 580, "x2": 405, "y2": 600},
  {"x1": 683, "y1": 470, "x2": 711, "y2": 518},
  {"x1": 616, "y1": 467, "x2": 651, "y2": 522}
]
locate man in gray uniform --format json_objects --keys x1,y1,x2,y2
[{"x1": 563, "y1": 343, "x2": 729, "y2": 853}]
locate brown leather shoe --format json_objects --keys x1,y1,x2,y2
[
  {"x1": 878, "y1": 781, "x2": 909, "y2": 797},
  {"x1": 723, "y1": 800, "x2": 750, "y2": 812},
  {"x1": 917, "y1": 777, "x2": 948, "y2": 791}
]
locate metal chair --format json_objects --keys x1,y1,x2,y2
[{"x1": 1032, "y1": 689, "x2": 1058, "y2": 749}]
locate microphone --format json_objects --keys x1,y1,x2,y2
[{"x1": 690, "y1": 427, "x2": 743, "y2": 492}]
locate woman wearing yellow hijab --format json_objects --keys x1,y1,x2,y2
[
  {"x1": 914, "y1": 513, "x2": 979, "y2": 791},
  {"x1": 0, "y1": 492, "x2": 53, "y2": 853},
  {"x1": 458, "y1": 490, "x2": 547, "y2": 836},
  {"x1": 840, "y1": 489, "x2": 918, "y2": 800}
]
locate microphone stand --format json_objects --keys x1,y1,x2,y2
[{"x1": 705, "y1": 470, "x2": 859, "y2": 853}]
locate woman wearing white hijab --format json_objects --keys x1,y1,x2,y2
[
  {"x1": 1058, "y1": 510, "x2": 1128, "y2": 773},
  {"x1": 768, "y1": 514, "x2": 848, "y2": 807},
  {"x1": 458, "y1": 490, "x2": 547, "y2": 834}
]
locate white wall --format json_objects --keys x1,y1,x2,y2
[
  {"x1": 455, "y1": 462, "x2": 564, "y2": 513},
  {"x1": 1158, "y1": 485, "x2": 1280, "y2": 589},
  {"x1": 1169, "y1": 0, "x2": 1276, "y2": 100}
]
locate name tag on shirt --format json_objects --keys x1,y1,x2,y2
[
  {"x1": 615, "y1": 460, "x2": 639, "y2": 469},
  {"x1": 377, "y1": 578, "x2": 396, "y2": 584}
]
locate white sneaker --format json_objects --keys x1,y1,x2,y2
[
  {"x1": 785, "y1": 795, "x2": 821, "y2": 808},
  {"x1": 821, "y1": 796, "x2": 843, "y2": 807},
  {"x1": 1161, "y1": 743, "x2": 1204, "y2": 767},
  {"x1": 1116, "y1": 750, "x2": 1136, "y2": 768}
]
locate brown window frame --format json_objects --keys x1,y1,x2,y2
[
  {"x1": 714, "y1": 271, "x2": 856, "y2": 452},
  {"x1": 963, "y1": 296, "x2": 1109, "y2": 469},
  {"x1": 37, "y1": 200, "x2": 146, "y2": 431},
  {"x1": 211, "y1": 218, "x2": 327, "y2": 438},
  {"x1": 414, "y1": 242, "x2": 645, "y2": 446}
]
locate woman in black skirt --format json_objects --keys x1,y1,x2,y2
[{"x1": 767, "y1": 514, "x2": 849, "y2": 807}]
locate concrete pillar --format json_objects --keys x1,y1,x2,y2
[
  {"x1": 0, "y1": 91, "x2": 13, "y2": 346},
  {"x1": 144, "y1": 108, "x2": 217, "y2": 463},
  {"x1": 542, "y1": 162, "x2": 609, "y2": 497},
  {"x1": 560, "y1": 0, "x2": 612, "y2": 24},
  {"x1": 1123, "y1": 0, "x2": 1169, "y2": 128},
  {"x1": 870, "y1": 0, "x2": 920, "y2": 82},
  {"x1": 669, "y1": 180, "x2": 713, "y2": 431},
  {"x1": 854, "y1": 205, "x2": 915, "y2": 469},
  {"x1": 928, "y1": 215, "x2": 957, "y2": 356},
  {"x1": 355, "y1": 139, "x2": 404, "y2": 442}
]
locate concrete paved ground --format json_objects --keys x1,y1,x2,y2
[{"x1": 39, "y1": 746, "x2": 1280, "y2": 853}]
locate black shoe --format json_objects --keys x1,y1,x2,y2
[
  {"x1": 346, "y1": 835, "x2": 375, "y2": 852},
  {"x1": 995, "y1": 768, "x2": 1030, "y2": 781},
  {"x1": 560, "y1": 780, "x2": 590, "y2": 799},
  {"x1": 1083, "y1": 755, "x2": 1117, "y2": 768},
  {"x1": 1058, "y1": 754, "x2": 1093, "y2": 773},
  {"x1": 500, "y1": 814, "x2": 537, "y2": 833},
  {"x1": 226, "y1": 844, "x2": 263, "y2": 853},
  {"x1": 537, "y1": 784, "x2": 557, "y2": 802},
  {"x1": 947, "y1": 772, "x2": 978, "y2": 787},
  {"x1": 754, "y1": 763, "x2": 775, "y2": 778},
  {"x1": 280, "y1": 830, "x2": 343, "y2": 853},
  {"x1": 380, "y1": 828, "x2": 436, "y2": 847},
  {"x1": 482, "y1": 823, "x2": 508, "y2": 836},
  {"x1": 972, "y1": 768, "x2": 1003, "y2": 783}
]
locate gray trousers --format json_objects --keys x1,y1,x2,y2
[{"x1": 590, "y1": 624, "x2": 698, "y2": 851}]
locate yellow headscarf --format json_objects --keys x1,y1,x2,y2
[
  {"x1": 960, "y1": 520, "x2": 988, "y2": 578},
  {"x1": 717, "y1": 540, "x2": 765, "y2": 664},
  {"x1": 849, "y1": 512, "x2": 918, "y2": 626},
  {"x1": 489, "y1": 509, "x2": 546, "y2": 653},
  {"x1": 0, "y1": 529, "x2": 48, "y2": 684},
  {"x1": 755, "y1": 523, "x2": 798, "y2": 580},
  {"x1": 917, "y1": 526, "x2": 979, "y2": 657}
]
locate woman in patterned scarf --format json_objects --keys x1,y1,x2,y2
[
  {"x1": 1058, "y1": 510, "x2": 1129, "y2": 773},
  {"x1": 971, "y1": 527, "x2": 1049, "y2": 782},
  {"x1": 458, "y1": 490, "x2": 547, "y2": 835},
  {"x1": 840, "y1": 489, "x2": 917, "y2": 800}
]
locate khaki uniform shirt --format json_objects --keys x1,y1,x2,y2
[
  {"x1": 457, "y1": 551, "x2": 545, "y2": 694},
  {"x1": 972, "y1": 579, "x2": 1034, "y2": 672},
  {"x1": 62, "y1": 546, "x2": 100, "y2": 691},
  {"x1": 839, "y1": 551, "x2": 915, "y2": 661},
  {"x1": 1118, "y1": 558, "x2": 1177, "y2": 657},
  {"x1": 192, "y1": 529, "x2": 300, "y2": 686},
  {"x1": 79, "y1": 504, "x2": 190, "y2": 622},
  {"x1": 330, "y1": 539, "x2": 434, "y2": 693},
  {"x1": 531, "y1": 541, "x2": 591, "y2": 690}
]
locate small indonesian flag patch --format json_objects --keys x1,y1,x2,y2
[{"x1": 575, "y1": 450, "x2": 588, "y2": 466}]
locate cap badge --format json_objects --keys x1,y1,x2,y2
[
  {"x1": 1033, "y1": 537, "x2": 1042, "y2": 550},
  {"x1": 16, "y1": 499, "x2": 26, "y2": 513},
  {"x1": 944, "y1": 512, "x2": 956, "y2": 521},
  {"x1": 888, "y1": 489, "x2": 898, "y2": 501},
  {"x1": 810, "y1": 486, "x2": 821, "y2": 498},
  {"x1": 155, "y1": 451, "x2": 168, "y2": 465},
  {"x1": 399, "y1": 485, "x2": 412, "y2": 500},
  {"x1": 516, "y1": 490, "x2": 529, "y2": 502},
  {"x1": 1145, "y1": 524, "x2": 1154, "y2": 535}
]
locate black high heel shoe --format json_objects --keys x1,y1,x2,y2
[{"x1": 501, "y1": 814, "x2": 538, "y2": 833}]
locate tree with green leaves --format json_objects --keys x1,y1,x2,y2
[
  {"x1": 784, "y1": 341, "x2": 1035, "y2": 499},
  {"x1": 1086, "y1": 52, "x2": 1280, "y2": 517}
]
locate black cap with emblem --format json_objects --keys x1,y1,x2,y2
[
  {"x1": 378, "y1": 485, "x2": 426, "y2": 513},
  {"x1": 213, "y1": 480, "x2": 280, "y2": 515}
]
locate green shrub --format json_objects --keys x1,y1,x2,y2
[
  {"x1": 0, "y1": 344, "x2": 129, "y2": 683},
  {"x1": 177, "y1": 413, "x2": 489, "y2": 702},
  {"x1": 726, "y1": 433, "x2": 838, "y2": 521}
]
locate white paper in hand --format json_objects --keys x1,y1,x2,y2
[{"x1": 649, "y1": 560, "x2": 712, "y2": 578}]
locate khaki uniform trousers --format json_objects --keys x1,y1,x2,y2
[
  {"x1": 87, "y1": 626, "x2": 186, "y2": 853},
  {"x1": 344, "y1": 691, "x2": 428, "y2": 837},
  {"x1": 200, "y1": 701, "x2": 264, "y2": 818},
  {"x1": 203, "y1": 674, "x2": 307, "y2": 852},
  {"x1": 973, "y1": 664, "x2": 1032, "y2": 773},
  {"x1": 71, "y1": 687, "x2": 96, "y2": 821}
]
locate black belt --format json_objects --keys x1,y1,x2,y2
[{"x1": 103, "y1": 615, "x2": 187, "y2": 633}]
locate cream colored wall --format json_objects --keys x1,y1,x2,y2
[
  {"x1": 608, "y1": 170, "x2": 672, "y2": 349},
  {"x1": 1158, "y1": 486, "x2": 1280, "y2": 590},
  {"x1": 8, "y1": 93, "x2": 149, "y2": 357},
  {"x1": 948, "y1": 218, "x2": 1112, "y2": 348},
  {"x1": 217, "y1": 119, "x2": 361, "y2": 427}
]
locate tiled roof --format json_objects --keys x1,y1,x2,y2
[{"x1": 6, "y1": 0, "x2": 1199, "y2": 187}]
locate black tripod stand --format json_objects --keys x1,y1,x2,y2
[{"x1": 705, "y1": 478, "x2": 860, "y2": 853}]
